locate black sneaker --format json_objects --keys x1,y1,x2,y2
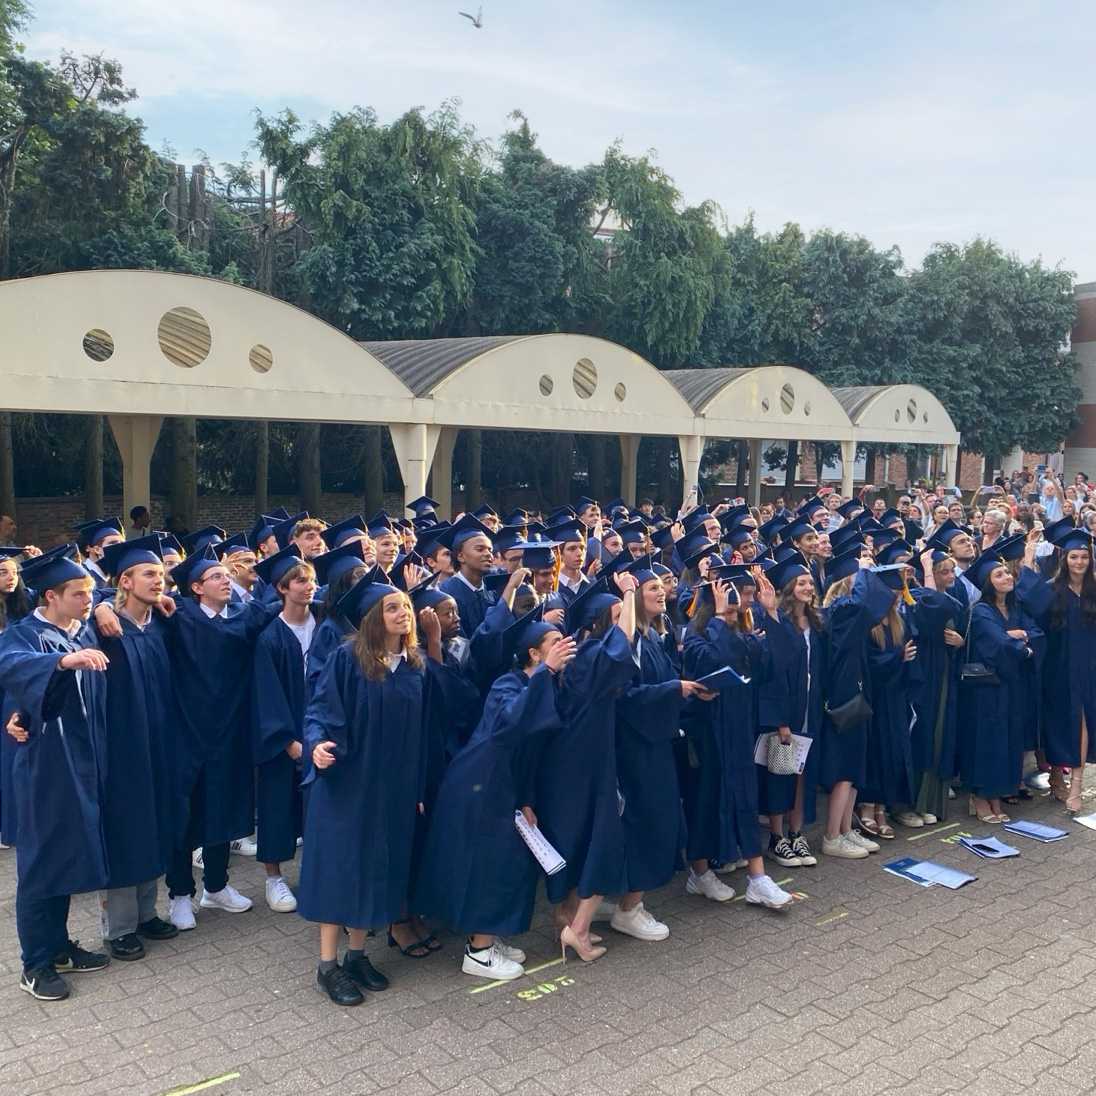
[
  {"x1": 343, "y1": 955, "x2": 389, "y2": 993},
  {"x1": 20, "y1": 965, "x2": 70, "y2": 1001},
  {"x1": 109, "y1": 933, "x2": 147, "y2": 962},
  {"x1": 53, "y1": 939, "x2": 110, "y2": 973},
  {"x1": 136, "y1": 916, "x2": 179, "y2": 941},
  {"x1": 317, "y1": 964, "x2": 364, "y2": 1006}
]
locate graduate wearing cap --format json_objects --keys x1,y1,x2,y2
[
  {"x1": 407, "y1": 495, "x2": 441, "y2": 522},
  {"x1": 536, "y1": 572, "x2": 640, "y2": 962},
  {"x1": 0, "y1": 547, "x2": 112, "y2": 999},
  {"x1": 924, "y1": 518, "x2": 979, "y2": 609},
  {"x1": 156, "y1": 545, "x2": 280, "y2": 930},
  {"x1": 251, "y1": 547, "x2": 319, "y2": 916},
  {"x1": 753, "y1": 552, "x2": 825, "y2": 868},
  {"x1": 415, "y1": 608, "x2": 576, "y2": 981},
  {"x1": 305, "y1": 544, "x2": 371, "y2": 699},
  {"x1": 75, "y1": 516, "x2": 125, "y2": 588},
  {"x1": 544, "y1": 519, "x2": 592, "y2": 607},
  {"x1": 437, "y1": 515, "x2": 499, "y2": 639},
  {"x1": 817, "y1": 557, "x2": 900, "y2": 859},
  {"x1": 247, "y1": 514, "x2": 280, "y2": 559},
  {"x1": 1033, "y1": 527, "x2": 1096, "y2": 808},
  {"x1": 958, "y1": 547, "x2": 1044, "y2": 823},
  {"x1": 679, "y1": 567, "x2": 795, "y2": 909},
  {"x1": 320, "y1": 515, "x2": 368, "y2": 554},
  {"x1": 363, "y1": 512, "x2": 401, "y2": 575},
  {"x1": 88, "y1": 536, "x2": 180, "y2": 962},
  {"x1": 415, "y1": 522, "x2": 454, "y2": 580},
  {"x1": 298, "y1": 570, "x2": 429, "y2": 1005},
  {"x1": 180, "y1": 524, "x2": 227, "y2": 558}
]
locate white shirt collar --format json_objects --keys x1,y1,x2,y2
[
  {"x1": 33, "y1": 608, "x2": 82, "y2": 635},
  {"x1": 455, "y1": 570, "x2": 485, "y2": 594},
  {"x1": 198, "y1": 602, "x2": 229, "y2": 620}
]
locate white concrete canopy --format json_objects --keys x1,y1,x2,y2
[{"x1": 0, "y1": 270, "x2": 962, "y2": 518}]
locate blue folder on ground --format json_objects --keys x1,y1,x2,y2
[{"x1": 1003, "y1": 820, "x2": 1068, "y2": 842}]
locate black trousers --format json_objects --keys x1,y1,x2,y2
[{"x1": 166, "y1": 843, "x2": 230, "y2": 898}]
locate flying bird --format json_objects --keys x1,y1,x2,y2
[{"x1": 459, "y1": 6, "x2": 483, "y2": 27}]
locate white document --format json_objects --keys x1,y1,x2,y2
[
  {"x1": 752, "y1": 732, "x2": 813, "y2": 774},
  {"x1": 514, "y1": 811, "x2": 566, "y2": 875}
]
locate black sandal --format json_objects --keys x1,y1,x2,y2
[
  {"x1": 387, "y1": 919, "x2": 431, "y2": 959},
  {"x1": 1001, "y1": 794, "x2": 1020, "y2": 805}
]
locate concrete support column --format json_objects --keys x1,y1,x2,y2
[
  {"x1": 389, "y1": 423, "x2": 442, "y2": 514},
  {"x1": 107, "y1": 414, "x2": 163, "y2": 528},
  {"x1": 619, "y1": 434, "x2": 641, "y2": 507},
  {"x1": 1065, "y1": 285, "x2": 1096, "y2": 475},
  {"x1": 943, "y1": 444, "x2": 960, "y2": 491},
  {"x1": 429, "y1": 427, "x2": 458, "y2": 520},
  {"x1": 840, "y1": 439, "x2": 857, "y2": 499},
  {"x1": 748, "y1": 438, "x2": 762, "y2": 507},
  {"x1": 678, "y1": 434, "x2": 705, "y2": 511}
]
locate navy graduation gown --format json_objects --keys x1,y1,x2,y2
[
  {"x1": 438, "y1": 575, "x2": 497, "y2": 639},
  {"x1": 614, "y1": 628, "x2": 687, "y2": 891},
  {"x1": 252, "y1": 616, "x2": 308, "y2": 864},
  {"x1": 755, "y1": 611, "x2": 824, "y2": 823},
  {"x1": 906, "y1": 587, "x2": 963, "y2": 778},
  {"x1": 164, "y1": 597, "x2": 277, "y2": 848},
  {"x1": 536, "y1": 626, "x2": 636, "y2": 902},
  {"x1": 306, "y1": 615, "x2": 352, "y2": 699},
  {"x1": 94, "y1": 613, "x2": 175, "y2": 888},
  {"x1": 860, "y1": 613, "x2": 914, "y2": 807},
  {"x1": 1041, "y1": 590, "x2": 1096, "y2": 766},
  {"x1": 415, "y1": 665, "x2": 561, "y2": 934},
  {"x1": 958, "y1": 599, "x2": 1044, "y2": 798},
  {"x1": 681, "y1": 621, "x2": 770, "y2": 861},
  {"x1": 819, "y1": 570, "x2": 897, "y2": 788},
  {"x1": 554, "y1": 577, "x2": 591, "y2": 607},
  {"x1": 298, "y1": 647, "x2": 428, "y2": 928},
  {"x1": 0, "y1": 605, "x2": 32, "y2": 845},
  {"x1": 0, "y1": 616, "x2": 109, "y2": 900}
]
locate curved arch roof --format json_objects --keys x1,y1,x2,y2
[
  {"x1": 832, "y1": 384, "x2": 959, "y2": 445},
  {"x1": 665, "y1": 365, "x2": 854, "y2": 442}
]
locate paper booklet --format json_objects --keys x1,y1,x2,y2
[
  {"x1": 883, "y1": 857, "x2": 976, "y2": 889},
  {"x1": 752, "y1": 732, "x2": 813, "y2": 774},
  {"x1": 1072, "y1": 812, "x2": 1096, "y2": 831},
  {"x1": 883, "y1": 857, "x2": 936, "y2": 887},
  {"x1": 514, "y1": 812, "x2": 566, "y2": 875},
  {"x1": 958, "y1": 836, "x2": 1020, "y2": 859},
  {"x1": 695, "y1": 665, "x2": 752, "y2": 690},
  {"x1": 1002, "y1": 819, "x2": 1068, "y2": 842}
]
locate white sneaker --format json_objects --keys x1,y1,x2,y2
[
  {"x1": 593, "y1": 898, "x2": 618, "y2": 921},
  {"x1": 844, "y1": 828, "x2": 880, "y2": 853},
  {"x1": 821, "y1": 835, "x2": 868, "y2": 860},
  {"x1": 230, "y1": 836, "x2": 258, "y2": 857},
  {"x1": 265, "y1": 875, "x2": 297, "y2": 913},
  {"x1": 199, "y1": 884, "x2": 253, "y2": 913},
  {"x1": 191, "y1": 848, "x2": 204, "y2": 869},
  {"x1": 493, "y1": 939, "x2": 526, "y2": 964},
  {"x1": 745, "y1": 874, "x2": 793, "y2": 909},
  {"x1": 918, "y1": 813, "x2": 938, "y2": 825},
  {"x1": 168, "y1": 895, "x2": 198, "y2": 931},
  {"x1": 894, "y1": 811, "x2": 924, "y2": 828},
  {"x1": 462, "y1": 943, "x2": 523, "y2": 980},
  {"x1": 610, "y1": 901, "x2": 670, "y2": 941},
  {"x1": 685, "y1": 868, "x2": 735, "y2": 902}
]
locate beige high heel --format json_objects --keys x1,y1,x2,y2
[
  {"x1": 560, "y1": 925, "x2": 606, "y2": 963},
  {"x1": 552, "y1": 906, "x2": 601, "y2": 944}
]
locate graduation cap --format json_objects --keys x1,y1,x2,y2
[
  {"x1": 471, "y1": 504, "x2": 498, "y2": 522},
  {"x1": 923, "y1": 518, "x2": 967, "y2": 553},
  {"x1": 546, "y1": 505, "x2": 577, "y2": 525},
  {"x1": 415, "y1": 521, "x2": 453, "y2": 559},
  {"x1": 0, "y1": 546, "x2": 25, "y2": 560},
  {"x1": 409, "y1": 570, "x2": 451, "y2": 611},
  {"x1": 829, "y1": 523, "x2": 864, "y2": 552},
  {"x1": 20, "y1": 543, "x2": 87, "y2": 591},
  {"x1": 1043, "y1": 517, "x2": 1077, "y2": 546},
  {"x1": 679, "y1": 537, "x2": 721, "y2": 574},
  {"x1": 869, "y1": 562, "x2": 913, "y2": 595},
  {"x1": 962, "y1": 551, "x2": 1010, "y2": 592},
  {"x1": 158, "y1": 533, "x2": 184, "y2": 558},
  {"x1": 213, "y1": 532, "x2": 250, "y2": 560},
  {"x1": 757, "y1": 514, "x2": 789, "y2": 543},
  {"x1": 720, "y1": 504, "x2": 752, "y2": 530},
  {"x1": 75, "y1": 516, "x2": 124, "y2": 548},
  {"x1": 824, "y1": 546, "x2": 864, "y2": 590},
  {"x1": 389, "y1": 550, "x2": 426, "y2": 590},
  {"x1": 247, "y1": 515, "x2": 279, "y2": 552},
  {"x1": 653, "y1": 562, "x2": 673, "y2": 578},
  {"x1": 649, "y1": 525, "x2": 676, "y2": 552},
  {"x1": 170, "y1": 544, "x2": 223, "y2": 592},
  {"x1": 267, "y1": 506, "x2": 291, "y2": 521},
  {"x1": 270, "y1": 511, "x2": 309, "y2": 551},
  {"x1": 767, "y1": 551, "x2": 812, "y2": 592},
  {"x1": 255, "y1": 544, "x2": 305, "y2": 588},
  {"x1": 312, "y1": 540, "x2": 368, "y2": 587},
  {"x1": 711, "y1": 563, "x2": 762, "y2": 588},
  {"x1": 574, "y1": 496, "x2": 599, "y2": 517},
  {"x1": 621, "y1": 553, "x2": 660, "y2": 588},
  {"x1": 522, "y1": 538, "x2": 561, "y2": 571},
  {"x1": 1054, "y1": 528, "x2": 1096, "y2": 554},
  {"x1": 502, "y1": 603, "x2": 558, "y2": 662},
  {"x1": 436, "y1": 513, "x2": 494, "y2": 552},
  {"x1": 991, "y1": 532, "x2": 1029, "y2": 562},
  {"x1": 406, "y1": 495, "x2": 440, "y2": 518},
  {"x1": 321, "y1": 514, "x2": 367, "y2": 551},
  {"x1": 681, "y1": 508, "x2": 714, "y2": 534},
  {"x1": 484, "y1": 571, "x2": 521, "y2": 598},
  {"x1": 604, "y1": 497, "x2": 627, "y2": 517},
  {"x1": 545, "y1": 519, "x2": 586, "y2": 545},
  {"x1": 565, "y1": 576, "x2": 620, "y2": 635},
  {"x1": 365, "y1": 510, "x2": 397, "y2": 540},
  {"x1": 412, "y1": 514, "x2": 440, "y2": 532},
  {"x1": 910, "y1": 548, "x2": 950, "y2": 577},
  {"x1": 781, "y1": 516, "x2": 816, "y2": 543},
  {"x1": 836, "y1": 499, "x2": 865, "y2": 520},
  {"x1": 874, "y1": 539, "x2": 914, "y2": 566},
  {"x1": 724, "y1": 525, "x2": 755, "y2": 551},
  {"x1": 336, "y1": 565, "x2": 402, "y2": 629},
  {"x1": 879, "y1": 508, "x2": 905, "y2": 531},
  {"x1": 798, "y1": 495, "x2": 827, "y2": 519},
  {"x1": 492, "y1": 524, "x2": 532, "y2": 555},
  {"x1": 614, "y1": 519, "x2": 648, "y2": 546},
  {"x1": 682, "y1": 578, "x2": 740, "y2": 618},
  {"x1": 97, "y1": 534, "x2": 163, "y2": 578},
  {"x1": 501, "y1": 508, "x2": 530, "y2": 527}
]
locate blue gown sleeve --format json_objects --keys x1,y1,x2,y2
[
  {"x1": 970, "y1": 603, "x2": 1032, "y2": 671},
  {"x1": 301, "y1": 647, "x2": 351, "y2": 786},
  {"x1": 252, "y1": 628, "x2": 299, "y2": 764},
  {"x1": 755, "y1": 613, "x2": 799, "y2": 727},
  {"x1": 1015, "y1": 568, "x2": 1055, "y2": 626}
]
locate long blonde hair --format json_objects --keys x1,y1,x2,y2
[
  {"x1": 822, "y1": 574, "x2": 854, "y2": 607},
  {"x1": 351, "y1": 591, "x2": 424, "y2": 682},
  {"x1": 870, "y1": 603, "x2": 906, "y2": 648}
]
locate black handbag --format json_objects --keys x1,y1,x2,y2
[
  {"x1": 959, "y1": 612, "x2": 1000, "y2": 686},
  {"x1": 825, "y1": 682, "x2": 873, "y2": 732}
]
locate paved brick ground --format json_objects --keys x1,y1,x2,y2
[{"x1": 2, "y1": 783, "x2": 1094, "y2": 1096}]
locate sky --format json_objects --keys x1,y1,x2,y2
[{"x1": 23, "y1": 0, "x2": 1096, "y2": 279}]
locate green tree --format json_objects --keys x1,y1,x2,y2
[
  {"x1": 255, "y1": 103, "x2": 482, "y2": 339},
  {"x1": 904, "y1": 239, "x2": 1080, "y2": 455}
]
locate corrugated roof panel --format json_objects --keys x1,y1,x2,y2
[
  {"x1": 361, "y1": 336, "x2": 524, "y2": 397},
  {"x1": 831, "y1": 386, "x2": 888, "y2": 421},
  {"x1": 662, "y1": 368, "x2": 755, "y2": 412}
]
